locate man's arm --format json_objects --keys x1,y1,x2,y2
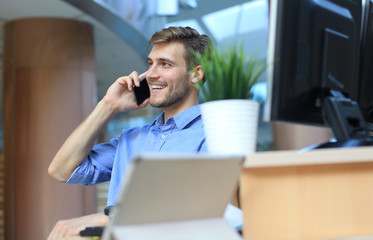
[{"x1": 48, "y1": 72, "x2": 148, "y2": 182}]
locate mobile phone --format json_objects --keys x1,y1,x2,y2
[
  {"x1": 133, "y1": 78, "x2": 150, "y2": 105},
  {"x1": 79, "y1": 226, "x2": 105, "y2": 237}
]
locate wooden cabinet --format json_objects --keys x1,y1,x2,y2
[{"x1": 241, "y1": 146, "x2": 373, "y2": 240}]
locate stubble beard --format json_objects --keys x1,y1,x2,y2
[{"x1": 149, "y1": 74, "x2": 191, "y2": 108}]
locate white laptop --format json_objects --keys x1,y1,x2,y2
[{"x1": 102, "y1": 153, "x2": 244, "y2": 240}]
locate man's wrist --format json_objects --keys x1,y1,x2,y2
[{"x1": 99, "y1": 98, "x2": 118, "y2": 117}]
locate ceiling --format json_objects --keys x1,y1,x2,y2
[{"x1": 0, "y1": 0, "x2": 266, "y2": 99}]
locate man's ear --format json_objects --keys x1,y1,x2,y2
[{"x1": 190, "y1": 65, "x2": 204, "y2": 84}]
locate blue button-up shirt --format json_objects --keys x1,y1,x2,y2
[{"x1": 66, "y1": 105, "x2": 207, "y2": 206}]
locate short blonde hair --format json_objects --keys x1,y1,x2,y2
[{"x1": 147, "y1": 26, "x2": 211, "y2": 68}]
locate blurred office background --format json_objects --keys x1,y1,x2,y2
[{"x1": 0, "y1": 0, "x2": 271, "y2": 239}]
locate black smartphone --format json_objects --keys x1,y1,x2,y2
[
  {"x1": 133, "y1": 78, "x2": 150, "y2": 105},
  {"x1": 79, "y1": 226, "x2": 105, "y2": 237}
]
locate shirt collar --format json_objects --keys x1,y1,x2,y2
[{"x1": 153, "y1": 105, "x2": 202, "y2": 130}]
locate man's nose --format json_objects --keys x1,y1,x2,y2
[{"x1": 146, "y1": 64, "x2": 160, "y2": 79}]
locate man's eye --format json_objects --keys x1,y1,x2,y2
[{"x1": 162, "y1": 62, "x2": 171, "y2": 67}]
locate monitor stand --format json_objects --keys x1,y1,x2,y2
[{"x1": 315, "y1": 90, "x2": 373, "y2": 149}]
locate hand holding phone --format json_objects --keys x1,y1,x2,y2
[{"x1": 133, "y1": 78, "x2": 150, "y2": 105}]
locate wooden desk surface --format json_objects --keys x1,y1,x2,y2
[
  {"x1": 240, "y1": 146, "x2": 373, "y2": 240},
  {"x1": 244, "y1": 146, "x2": 373, "y2": 168}
]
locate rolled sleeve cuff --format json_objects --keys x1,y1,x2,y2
[
  {"x1": 66, "y1": 166, "x2": 91, "y2": 185},
  {"x1": 65, "y1": 157, "x2": 112, "y2": 185}
]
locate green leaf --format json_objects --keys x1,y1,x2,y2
[{"x1": 191, "y1": 41, "x2": 265, "y2": 102}]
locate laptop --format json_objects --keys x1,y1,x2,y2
[{"x1": 96, "y1": 153, "x2": 244, "y2": 240}]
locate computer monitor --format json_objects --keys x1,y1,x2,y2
[
  {"x1": 265, "y1": 0, "x2": 373, "y2": 145},
  {"x1": 359, "y1": 0, "x2": 373, "y2": 127}
]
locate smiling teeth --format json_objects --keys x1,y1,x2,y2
[{"x1": 152, "y1": 85, "x2": 165, "y2": 89}]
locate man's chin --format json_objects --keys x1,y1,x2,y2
[
  {"x1": 150, "y1": 94, "x2": 184, "y2": 109},
  {"x1": 149, "y1": 99, "x2": 164, "y2": 108},
  {"x1": 150, "y1": 99, "x2": 175, "y2": 108}
]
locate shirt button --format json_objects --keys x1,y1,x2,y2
[{"x1": 161, "y1": 135, "x2": 166, "y2": 139}]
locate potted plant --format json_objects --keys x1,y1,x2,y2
[{"x1": 193, "y1": 43, "x2": 265, "y2": 154}]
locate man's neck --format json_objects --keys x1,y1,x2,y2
[{"x1": 162, "y1": 100, "x2": 198, "y2": 124}]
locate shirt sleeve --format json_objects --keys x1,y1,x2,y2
[{"x1": 66, "y1": 137, "x2": 118, "y2": 185}]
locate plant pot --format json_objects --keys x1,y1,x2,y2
[{"x1": 200, "y1": 99, "x2": 260, "y2": 154}]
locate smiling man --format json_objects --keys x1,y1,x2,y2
[{"x1": 47, "y1": 26, "x2": 211, "y2": 239}]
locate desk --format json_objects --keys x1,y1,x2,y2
[{"x1": 240, "y1": 146, "x2": 373, "y2": 240}]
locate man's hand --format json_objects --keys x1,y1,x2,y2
[
  {"x1": 48, "y1": 71, "x2": 149, "y2": 182},
  {"x1": 103, "y1": 71, "x2": 149, "y2": 114},
  {"x1": 47, "y1": 212, "x2": 109, "y2": 240}
]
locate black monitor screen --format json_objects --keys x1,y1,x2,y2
[
  {"x1": 359, "y1": 0, "x2": 373, "y2": 126},
  {"x1": 265, "y1": 0, "x2": 362, "y2": 127}
]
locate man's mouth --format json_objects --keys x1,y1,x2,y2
[{"x1": 151, "y1": 84, "x2": 166, "y2": 91}]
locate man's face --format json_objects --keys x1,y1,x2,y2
[{"x1": 146, "y1": 42, "x2": 192, "y2": 108}]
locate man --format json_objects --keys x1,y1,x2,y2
[{"x1": 47, "y1": 26, "x2": 210, "y2": 239}]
